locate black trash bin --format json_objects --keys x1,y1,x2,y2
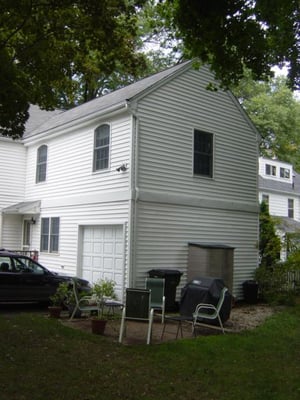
[
  {"x1": 148, "y1": 269, "x2": 182, "y2": 311},
  {"x1": 242, "y1": 280, "x2": 259, "y2": 304}
]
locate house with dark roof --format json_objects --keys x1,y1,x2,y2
[
  {"x1": 0, "y1": 61, "x2": 260, "y2": 300},
  {"x1": 259, "y1": 157, "x2": 300, "y2": 260}
]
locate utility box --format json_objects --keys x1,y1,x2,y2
[{"x1": 187, "y1": 243, "x2": 234, "y2": 293}]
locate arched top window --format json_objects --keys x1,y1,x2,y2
[
  {"x1": 36, "y1": 145, "x2": 47, "y2": 183},
  {"x1": 94, "y1": 124, "x2": 110, "y2": 171}
]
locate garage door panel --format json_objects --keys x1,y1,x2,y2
[{"x1": 81, "y1": 225, "x2": 124, "y2": 299}]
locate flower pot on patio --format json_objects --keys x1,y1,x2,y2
[
  {"x1": 48, "y1": 306, "x2": 63, "y2": 318},
  {"x1": 91, "y1": 318, "x2": 107, "y2": 335}
]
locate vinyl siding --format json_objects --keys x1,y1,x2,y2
[
  {"x1": 30, "y1": 201, "x2": 129, "y2": 283},
  {"x1": 134, "y1": 202, "x2": 258, "y2": 299},
  {"x1": 132, "y1": 66, "x2": 259, "y2": 298},
  {"x1": 24, "y1": 113, "x2": 131, "y2": 201},
  {"x1": 259, "y1": 192, "x2": 299, "y2": 221},
  {"x1": 136, "y1": 67, "x2": 258, "y2": 205},
  {"x1": 0, "y1": 138, "x2": 26, "y2": 208}
]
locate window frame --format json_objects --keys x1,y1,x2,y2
[
  {"x1": 36, "y1": 145, "x2": 48, "y2": 183},
  {"x1": 193, "y1": 129, "x2": 214, "y2": 178},
  {"x1": 280, "y1": 167, "x2": 290, "y2": 179},
  {"x1": 40, "y1": 217, "x2": 60, "y2": 253},
  {"x1": 265, "y1": 164, "x2": 276, "y2": 176},
  {"x1": 288, "y1": 199, "x2": 294, "y2": 219},
  {"x1": 93, "y1": 123, "x2": 111, "y2": 172}
]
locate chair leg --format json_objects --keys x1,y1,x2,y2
[
  {"x1": 118, "y1": 308, "x2": 126, "y2": 343},
  {"x1": 147, "y1": 309, "x2": 154, "y2": 345},
  {"x1": 69, "y1": 305, "x2": 79, "y2": 321},
  {"x1": 218, "y1": 315, "x2": 225, "y2": 334}
]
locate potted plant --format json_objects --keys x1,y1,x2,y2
[
  {"x1": 90, "y1": 278, "x2": 117, "y2": 334},
  {"x1": 48, "y1": 282, "x2": 69, "y2": 318}
]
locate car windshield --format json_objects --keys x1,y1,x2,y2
[{"x1": 13, "y1": 257, "x2": 45, "y2": 275}]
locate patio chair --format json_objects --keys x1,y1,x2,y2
[
  {"x1": 69, "y1": 279, "x2": 101, "y2": 321},
  {"x1": 192, "y1": 287, "x2": 228, "y2": 334},
  {"x1": 119, "y1": 288, "x2": 154, "y2": 345},
  {"x1": 145, "y1": 277, "x2": 165, "y2": 323}
]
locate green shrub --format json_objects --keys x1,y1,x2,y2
[{"x1": 255, "y1": 264, "x2": 297, "y2": 306}]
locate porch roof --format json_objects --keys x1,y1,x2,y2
[
  {"x1": 2, "y1": 200, "x2": 41, "y2": 215},
  {"x1": 277, "y1": 217, "x2": 300, "y2": 233}
]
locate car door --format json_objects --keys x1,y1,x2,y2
[
  {"x1": 0, "y1": 256, "x2": 24, "y2": 302},
  {"x1": 14, "y1": 256, "x2": 59, "y2": 302}
]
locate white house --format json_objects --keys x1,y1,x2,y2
[
  {"x1": 259, "y1": 157, "x2": 300, "y2": 259},
  {"x1": 0, "y1": 61, "x2": 260, "y2": 300}
]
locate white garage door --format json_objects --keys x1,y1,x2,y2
[{"x1": 81, "y1": 225, "x2": 124, "y2": 299}]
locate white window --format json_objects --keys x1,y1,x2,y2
[
  {"x1": 288, "y1": 199, "x2": 294, "y2": 218},
  {"x1": 262, "y1": 194, "x2": 269, "y2": 204},
  {"x1": 36, "y1": 145, "x2": 47, "y2": 183},
  {"x1": 265, "y1": 164, "x2": 276, "y2": 176},
  {"x1": 40, "y1": 217, "x2": 60, "y2": 253},
  {"x1": 280, "y1": 167, "x2": 290, "y2": 179},
  {"x1": 193, "y1": 130, "x2": 213, "y2": 177},
  {"x1": 94, "y1": 124, "x2": 110, "y2": 171}
]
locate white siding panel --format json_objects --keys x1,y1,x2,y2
[
  {"x1": 30, "y1": 201, "x2": 129, "y2": 294},
  {"x1": 136, "y1": 67, "x2": 258, "y2": 204},
  {"x1": 0, "y1": 139, "x2": 26, "y2": 208},
  {"x1": 24, "y1": 113, "x2": 131, "y2": 201},
  {"x1": 134, "y1": 201, "x2": 259, "y2": 300},
  {"x1": 1, "y1": 214, "x2": 23, "y2": 249}
]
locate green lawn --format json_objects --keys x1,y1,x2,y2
[{"x1": 0, "y1": 304, "x2": 299, "y2": 400}]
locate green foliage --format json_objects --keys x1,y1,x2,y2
[
  {"x1": 49, "y1": 282, "x2": 69, "y2": 306},
  {"x1": 0, "y1": 0, "x2": 147, "y2": 138},
  {"x1": 233, "y1": 72, "x2": 300, "y2": 169},
  {"x1": 259, "y1": 201, "x2": 281, "y2": 268},
  {"x1": 92, "y1": 278, "x2": 117, "y2": 301},
  {"x1": 255, "y1": 264, "x2": 296, "y2": 305},
  {"x1": 159, "y1": 0, "x2": 300, "y2": 90}
]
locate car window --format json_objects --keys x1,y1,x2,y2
[
  {"x1": 0, "y1": 257, "x2": 13, "y2": 272},
  {"x1": 14, "y1": 257, "x2": 45, "y2": 275}
]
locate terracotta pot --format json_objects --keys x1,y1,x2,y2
[
  {"x1": 48, "y1": 306, "x2": 62, "y2": 318},
  {"x1": 91, "y1": 318, "x2": 107, "y2": 335}
]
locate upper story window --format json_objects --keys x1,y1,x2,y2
[
  {"x1": 193, "y1": 130, "x2": 213, "y2": 178},
  {"x1": 36, "y1": 145, "x2": 47, "y2": 183},
  {"x1": 262, "y1": 194, "x2": 269, "y2": 204},
  {"x1": 288, "y1": 199, "x2": 294, "y2": 218},
  {"x1": 40, "y1": 217, "x2": 60, "y2": 253},
  {"x1": 265, "y1": 164, "x2": 276, "y2": 176},
  {"x1": 280, "y1": 167, "x2": 290, "y2": 179},
  {"x1": 94, "y1": 124, "x2": 110, "y2": 171}
]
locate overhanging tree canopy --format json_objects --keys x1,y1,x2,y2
[
  {"x1": 0, "y1": 0, "x2": 146, "y2": 138},
  {"x1": 160, "y1": 0, "x2": 300, "y2": 90}
]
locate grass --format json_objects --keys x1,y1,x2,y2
[{"x1": 0, "y1": 304, "x2": 300, "y2": 400}]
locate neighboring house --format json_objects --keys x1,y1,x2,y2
[
  {"x1": 0, "y1": 61, "x2": 259, "y2": 300},
  {"x1": 259, "y1": 157, "x2": 300, "y2": 260}
]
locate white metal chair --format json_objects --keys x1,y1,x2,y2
[
  {"x1": 69, "y1": 279, "x2": 101, "y2": 320},
  {"x1": 119, "y1": 288, "x2": 154, "y2": 345},
  {"x1": 145, "y1": 277, "x2": 165, "y2": 323},
  {"x1": 192, "y1": 287, "x2": 228, "y2": 334}
]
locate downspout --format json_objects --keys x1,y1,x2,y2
[
  {"x1": 0, "y1": 212, "x2": 3, "y2": 247},
  {"x1": 126, "y1": 101, "x2": 140, "y2": 288}
]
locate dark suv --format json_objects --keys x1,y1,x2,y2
[{"x1": 0, "y1": 250, "x2": 90, "y2": 303}]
